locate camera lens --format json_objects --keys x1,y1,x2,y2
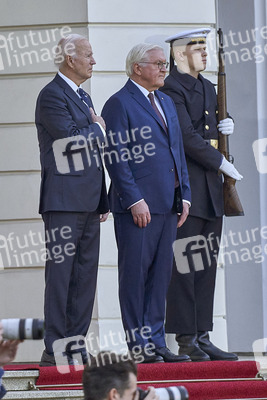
[
  {"x1": 31, "y1": 319, "x2": 44, "y2": 339},
  {"x1": 138, "y1": 387, "x2": 188, "y2": 400},
  {"x1": 155, "y1": 387, "x2": 189, "y2": 400},
  {"x1": 1, "y1": 318, "x2": 45, "y2": 340}
]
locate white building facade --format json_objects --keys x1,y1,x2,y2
[{"x1": 0, "y1": 0, "x2": 266, "y2": 361}]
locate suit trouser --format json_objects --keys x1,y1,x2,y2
[
  {"x1": 165, "y1": 215, "x2": 223, "y2": 334},
  {"x1": 114, "y1": 210, "x2": 177, "y2": 350},
  {"x1": 42, "y1": 211, "x2": 100, "y2": 354}
]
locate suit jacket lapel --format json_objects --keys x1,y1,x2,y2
[
  {"x1": 53, "y1": 74, "x2": 93, "y2": 124},
  {"x1": 126, "y1": 79, "x2": 167, "y2": 133},
  {"x1": 155, "y1": 90, "x2": 169, "y2": 125},
  {"x1": 154, "y1": 90, "x2": 172, "y2": 140},
  {"x1": 64, "y1": 86, "x2": 94, "y2": 124}
]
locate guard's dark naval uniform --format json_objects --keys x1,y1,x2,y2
[
  {"x1": 160, "y1": 26, "x2": 238, "y2": 361},
  {"x1": 160, "y1": 67, "x2": 224, "y2": 334}
]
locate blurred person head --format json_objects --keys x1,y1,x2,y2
[{"x1": 83, "y1": 352, "x2": 137, "y2": 400}]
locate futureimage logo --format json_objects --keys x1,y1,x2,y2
[
  {"x1": 53, "y1": 327, "x2": 155, "y2": 373},
  {"x1": 207, "y1": 25, "x2": 267, "y2": 68},
  {"x1": 173, "y1": 224, "x2": 267, "y2": 273},
  {"x1": 252, "y1": 138, "x2": 267, "y2": 174},
  {"x1": 53, "y1": 126, "x2": 156, "y2": 174},
  {"x1": 53, "y1": 135, "x2": 96, "y2": 174},
  {"x1": 173, "y1": 235, "x2": 213, "y2": 274},
  {"x1": 0, "y1": 226, "x2": 75, "y2": 268},
  {"x1": 0, "y1": 26, "x2": 72, "y2": 71},
  {"x1": 53, "y1": 336, "x2": 87, "y2": 373}
]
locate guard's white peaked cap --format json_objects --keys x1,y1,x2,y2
[{"x1": 165, "y1": 28, "x2": 211, "y2": 43}]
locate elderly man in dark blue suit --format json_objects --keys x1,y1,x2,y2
[
  {"x1": 35, "y1": 34, "x2": 109, "y2": 366},
  {"x1": 102, "y1": 43, "x2": 191, "y2": 363}
]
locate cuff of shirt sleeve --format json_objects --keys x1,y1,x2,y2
[
  {"x1": 95, "y1": 122, "x2": 106, "y2": 137},
  {"x1": 127, "y1": 199, "x2": 144, "y2": 210},
  {"x1": 183, "y1": 199, "x2": 191, "y2": 207}
]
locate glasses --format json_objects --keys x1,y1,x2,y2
[{"x1": 140, "y1": 61, "x2": 169, "y2": 70}]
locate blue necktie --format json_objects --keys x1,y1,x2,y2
[{"x1": 77, "y1": 88, "x2": 90, "y2": 108}]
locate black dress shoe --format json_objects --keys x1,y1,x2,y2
[
  {"x1": 197, "y1": 331, "x2": 238, "y2": 361},
  {"x1": 155, "y1": 347, "x2": 191, "y2": 363},
  {"x1": 176, "y1": 334, "x2": 211, "y2": 362},
  {"x1": 39, "y1": 350, "x2": 56, "y2": 367},
  {"x1": 130, "y1": 348, "x2": 164, "y2": 363},
  {"x1": 141, "y1": 352, "x2": 164, "y2": 364},
  {"x1": 40, "y1": 348, "x2": 90, "y2": 367}
]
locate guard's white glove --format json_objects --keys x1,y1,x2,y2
[
  {"x1": 219, "y1": 156, "x2": 243, "y2": 180},
  {"x1": 218, "y1": 118, "x2": 234, "y2": 135}
]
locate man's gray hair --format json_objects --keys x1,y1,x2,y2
[
  {"x1": 125, "y1": 43, "x2": 163, "y2": 77},
  {"x1": 54, "y1": 34, "x2": 87, "y2": 68}
]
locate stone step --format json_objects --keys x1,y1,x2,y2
[
  {"x1": 2, "y1": 370, "x2": 83, "y2": 400},
  {"x1": 4, "y1": 390, "x2": 83, "y2": 400},
  {"x1": 2, "y1": 369, "x2": 265, "y2": 400},
  {"x1": 2, "y1": 371, "x2": 40, "y2": 391}
]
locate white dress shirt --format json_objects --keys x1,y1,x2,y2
[{"x1": 58, "y1": 71, "x2": 105, "y2": 135}]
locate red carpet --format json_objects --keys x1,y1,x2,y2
[
  {"x1": 5, "y1": 361, "x2": 267, "y2": 399},
  {"x1": 137, "y1": 361, "x2": 259, "y2": 380}
]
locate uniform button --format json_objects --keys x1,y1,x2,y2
[
  {"x1": 216, "y1": 110, "x2": 219, "y2": 114},
  {"x1": 205, "y1": 110, "x2": 209, "y2": 115},
  {"x1": 205, "y1": 125, "x2": 210, "y2": 130},
  {"x1": 170, "y1": 168, "x2": 174, "y2": 172}
]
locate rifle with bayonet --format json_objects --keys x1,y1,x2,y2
[{"x1": 217, "y1": 28, "x2": 244, "y2": 217}]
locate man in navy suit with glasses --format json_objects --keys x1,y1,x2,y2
[{"x1": 102, "y1": 43, "x2": 191, "y2": 363}]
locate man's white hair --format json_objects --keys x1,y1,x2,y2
[
  {"x1": 54, "y1": 34, "x2": 88, "y2": 68},
  {"x1": 125, "y1": 43, "x2": 163, "y2": 77}
]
